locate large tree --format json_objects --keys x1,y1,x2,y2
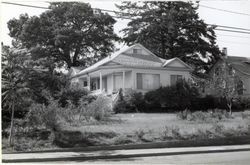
[
  {"x1": 116, "y1": 1, "x2": 222, "y2": 72},
  {"x1": 1, "y1": 44, "x2": 31, "y2": 146},
  {"x1": 7, "y1": 2, "x2": 119, "y2": 68}
]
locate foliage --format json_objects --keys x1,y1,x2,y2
[
  {"x1": 144, "y1": 80, "x2": 200, "y2": 111},
  {"x1": 125, "y1": 90, "x2": 145, "y2": 112},
  {"x1": 25, "y1": 100, "x2": 62, "y2": 131},
  {"x1": 208, "y1": 61, "x2": 244, "y2": 114},
  {"x1": 177, "y1": 109, "x2": 232, "y2": 122},
  {"x1": 176, "y1": 109, "x2": 190, "y2": 120},
  {"x1": 161, "y1": 126, "x2": 181, "y2": 140},
  {"x1": 8, "y1": 2, "x2": 119, "y2": 68},
  {"x1": 113, "y1": 89, "x2": 132, "y2": 113},
  {"x1": 116, "y1": 1, "x2": 222, "y2": 72},
  {"x1": 85, "y1": 95, "x2": 112, "y2": 121},
  {"x1": 188, "y1": 111, "x2": 210, "y2": 122},
  {"x1": 134, "y1": 129, "x2": 146, "y2": 141},
  {"x1": 241, "y1": 111, "x2": 250, "y2": 119},
  {"x1": 113, "y1": 89, "x2": 146, "y2": 113},
  {"x1": 1, "y1": 44, "x2": 33, "y2": 146},
  {"x1": 57, "y1": 84, "x2": 89, "y2": 107}
]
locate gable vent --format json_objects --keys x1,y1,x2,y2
[{"x1": 133, "y1": 48, "x2": 142, "y2": 54}]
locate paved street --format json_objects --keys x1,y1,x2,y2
[
  {"x1": 57, "y1": 150, "x2": 250, "y2": 164},
  {"x1": 3, "y1": 145, "x2": 250, "y2": 164}
]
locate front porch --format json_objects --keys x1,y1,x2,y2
[{"x1": 78, "y1": 69, "x2": 135, "y2": 95}]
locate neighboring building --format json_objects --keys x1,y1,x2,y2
[
  {"x1": 70, "y1": 44, "x2": 193, "y2": 95},
  {"x1": 205, "y1": 51, "x2": 250, "y2": 97}
]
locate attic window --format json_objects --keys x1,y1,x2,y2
[{"x1": 133, "y1": 48, "x2": 142, "y2": 54}]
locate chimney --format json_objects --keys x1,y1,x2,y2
[{"x1": 222, "y1": 47, "x2": 227, "y2": 57}]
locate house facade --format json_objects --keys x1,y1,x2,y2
[
  {"x1": 205, "y1": 55, "x2": 250, "y2": 97},
  {"x1": 71, "y1": 44, "x2": 193, "y2": 95}
]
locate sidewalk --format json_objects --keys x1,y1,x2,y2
[{"x1": 3, "y1": 144, "x2": 250, "y2": 163}]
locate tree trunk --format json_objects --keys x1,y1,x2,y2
[
  {"x1": 9, "y1": 103, "x2": 15, "y2": 147},
  {"x1": 227, "y1": 102, "x2": 232, "y2": 115}
]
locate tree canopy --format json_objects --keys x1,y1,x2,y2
[
  {"x1": 116, "y1": 1, "x2": 222, "y2": 72},
  {"x1": 7, "y1": 2, "x2": 119, "y2": 68}
]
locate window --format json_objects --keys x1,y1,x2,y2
[
  {"x1": 133, "y1": 48, "x2": 142, "y2": 54},
  {"x1": 83, "y1": 81, "x2": 88, "y2": 87},
  {"x1": 170, "y1": 75, "x2": 183, "y2": 86},
  {"x1": 137, "y1": 73, "x2": 160, "y2": 90}
]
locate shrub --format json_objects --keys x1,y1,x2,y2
[
  {"x1": 144, "y1": 80, "x2": 199, "y2": 111},
  {"x1": 211, "y1": 109, "x2": 231, "y2": 120},
  {"x1": 134, "y1": 129, "x2": 146, "y2": 141},
  {"x1": 192, "y1": 95, "x2": 250, "y2": 111},
  {"x1": 241, "y1": 111, "x2": 250, "y2": 119},
  {"x1": 162, "y1": 126, "x2": 170, "y2": 140},
  {"x1": 195, "y1": 129, "x2": 213, "y2": 139},
  {"x1": 211, "y1": 123, "x2": 225, "y2": 137},
  {"x1": 86, "y1": 95, "x2": 112, "y2": 121},
  {"x1": 176, "y1": 109, "x2": 190, "y2": 120},
  {"x1": 113, "y1": 89, "x2": 137, "y2": 113},
  {"x1": 125, "y1": 90, "x2": 145, "y2": 112},
  {"x1": 177, "y1": 109, "x2": 232, "y2": 122},
  {"x1": 58, "y1": 84, "x2": 89, "y2": 107},
  {"x1": 188, "y1": 111, "x2": 208, "y2": 122},
  {"x1": 25, "y1": 99, "x2": 62, "y2": 131},
  {"x1": 171, "y1": 126, "x2": 181, "y2": 139}
]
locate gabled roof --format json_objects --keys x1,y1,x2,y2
[
  {"x1": 73, "y1": 44, "x2": 192, "y2": 78},
  {"x1": 163, "y1": 57, "x2": 193, "y2": 70},
  {"x1": 227, "y1": 56, "x2": 250, "y2": 76},
  {"x1": 75, "y1": 43, "x2": 163, "y2": 76},
  {"x1": 208, "y1": 56, "x2": 250, "y2": 77}
]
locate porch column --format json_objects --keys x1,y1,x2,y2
[
  {"x1": 132, "y1": 70, "x2": 136, "y2": 90},
  {"x1": 99, "y1": 71, "x2": 102, "y2": 91},
  {"x1": 87, "y1": 75, "x2": 91, "y2": 91},
  {"x1": 122, "y1": 71, "x2": 125, "y2": 92},
  {"x1": 111, "y1": 73, "x2": 114, "y2": 93}
]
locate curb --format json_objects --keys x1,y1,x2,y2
[
  {"x1": 3, "y1": 135, "x2": 250, "y2": 154},
  {"x1": 3, "y1": 147, "x2": 250, "y2": 163}
]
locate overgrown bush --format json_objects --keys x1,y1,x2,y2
[
  {"x1": 58, "y1": 84, "x2": 89, "y2": 107},
  {"x1": 86, "y1": 95, "x2": 112, "y2": 121},
  {"x1": 188, "y1": 111, "x2": 209, "y2": 122},
  {"x1": 192, "y1": 95, "x2": 250, "y2": 111},
  {"x1": 177, "y1": 109, "x2": 232, "y2": 122},
  {"x1": 25, "y1": 99, "x2": 63, "y2": 131},
  {"x1": 125, "y1": 90, "x2": 145, "y2": 112},
  {"x1": 144, "y1": 80, "x2": 199, "y2": 111},
  {"x1": 134, "y1": 129, "x2": 146, "y2": 141},
  {"x1": 176, "y1": 109, "x2": 190, "y2": 120},
  {"x1": 113, "y1": 89, "x2": 144, "y2": 113},
  {"x1": 241, "y1": 111, "x2": 250, "y2": 119}
]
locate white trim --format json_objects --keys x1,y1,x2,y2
[{"x1": 163, "y1": 57, "x2": 193, "y2": 70}]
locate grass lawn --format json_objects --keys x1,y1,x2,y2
[
  {"x1": 65, "y1": 111, "x2": 250, "y2": 146},
  {"x1": 74, "y1": 112, "x2": 249, "y2": 134},
  {"x1": 3, "y1": 110, "x2": 250, "y2": 152}
]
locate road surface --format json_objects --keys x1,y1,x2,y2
[{"x1": 3, "y1": 145, "x2": 250, "y2": 164}]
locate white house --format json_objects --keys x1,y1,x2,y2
[{"x1": 71, "y1": 44, "x2": 193, "y2": 95}]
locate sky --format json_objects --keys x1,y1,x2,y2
[{"x1": 1, "y1": 0, "x2": 250, "y2": 57}]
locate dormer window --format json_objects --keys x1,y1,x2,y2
[{"x1": 133, "y1": 48, "x2": 142, "y2": 54}]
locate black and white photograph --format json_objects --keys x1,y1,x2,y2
[{"x1": 1, "y1": 0, "x2": 250, "y2": 164}]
